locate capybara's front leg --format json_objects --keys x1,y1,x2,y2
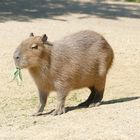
[
  {"x1": 32, "y1": 90, "x2": 48, "y2": 116},
  {"x1": 52, "y1": 91, "x2": 67, "y2": 115}
]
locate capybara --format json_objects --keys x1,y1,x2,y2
[{"x1": 13, "y1": 30, "x2": 114, "y2": 116}]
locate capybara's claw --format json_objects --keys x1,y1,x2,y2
[
  {"x1": 52, "y1": 107, "x2": 65, "y2": 116},
  {"x1": 88, "y1": 102, "x2": 101, "y2": 108}
]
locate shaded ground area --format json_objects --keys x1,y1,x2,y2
[{"x1": 0, "y1": 0, "x2": 140, "y2": 22}]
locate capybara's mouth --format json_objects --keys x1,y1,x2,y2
[{"x1": 14, "y1": 61, "x2": 28, "y2": 69}]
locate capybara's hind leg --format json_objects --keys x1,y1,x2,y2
[
  {"x1": 88, "y1": 87, "x2": 104, "y2": 108},
  {"x1": 88, "y1": 77, "x2": 106, "y2": 107},
  {"x1": 78, "y1": 91, "x2": 95, "y2": 107},
  {"x1": 78, "y1": 87, "x2": 104, "y2": 108}
]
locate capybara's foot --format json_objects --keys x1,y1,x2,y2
[
  {"x1": 32, "y1": 112, "x2": 43, "y2": 116},
  {"x1": 52, "y1": 107, "x2": 65, "y2": 116},
  {"x1": 88, "y1": 102, "x2": 101, "y2": 108}
]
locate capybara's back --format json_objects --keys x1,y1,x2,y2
[
  {"x1": 51, "y1": 30, "x2": 114, "y2": 90},
  {"x1": 14, "y1": 30, "x2": 114, "y2": 116}
]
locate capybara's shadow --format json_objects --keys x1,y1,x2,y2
[
  {"x1": 101, "y1": 96, "x2": 140, "y2": 105},
  {"x1": 66, "y1": 96, "x2": 140, "y2": 112},
  {"x1": 41, "y1": 96, "x2": 140, "y2": 116}
]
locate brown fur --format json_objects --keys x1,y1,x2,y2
[{"x1": 13, "y1": 30, "x2": 114, "y2": 116}]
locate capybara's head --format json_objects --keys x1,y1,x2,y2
[{"x1": 13, "y1": 33, "x2": 49, "y2": 69}]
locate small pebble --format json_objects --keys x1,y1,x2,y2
[{"x1": 33, "y1": 121, "x2": 37, "y2": 124}]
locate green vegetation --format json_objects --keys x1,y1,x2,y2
[
  {"x1": 11, "y1": 68, "x2": 22, "y2": 85},
  {"x1": 126, "y1": 0, "x2": 140, "y2": 2}
]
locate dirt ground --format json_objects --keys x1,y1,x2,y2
[{"x1": 0, "y1": 0, "x2": 140, "y2": 140}]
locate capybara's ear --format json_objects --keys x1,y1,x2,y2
[
  {"x1": 30, "y1": 33, "x2": 34, "y2": 37},
  {"x1": 41, "y1": 34, "x2": 48, "y2": 43}
]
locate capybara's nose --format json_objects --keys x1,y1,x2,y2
[{"x1": 13, "y1": 49, "x2": 20, "y2": 60}]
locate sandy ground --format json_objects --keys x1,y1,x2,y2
[{"x1": 0, "y1": 0, "x2": 140, "y2": 140}]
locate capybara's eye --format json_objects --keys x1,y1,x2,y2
[{"x1": 31, "y1": 44, "x2": 38, "y2": 49}]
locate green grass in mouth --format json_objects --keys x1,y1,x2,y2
[{"x1": 11, "y1": 68, "x2": 22, "y2": 85}]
